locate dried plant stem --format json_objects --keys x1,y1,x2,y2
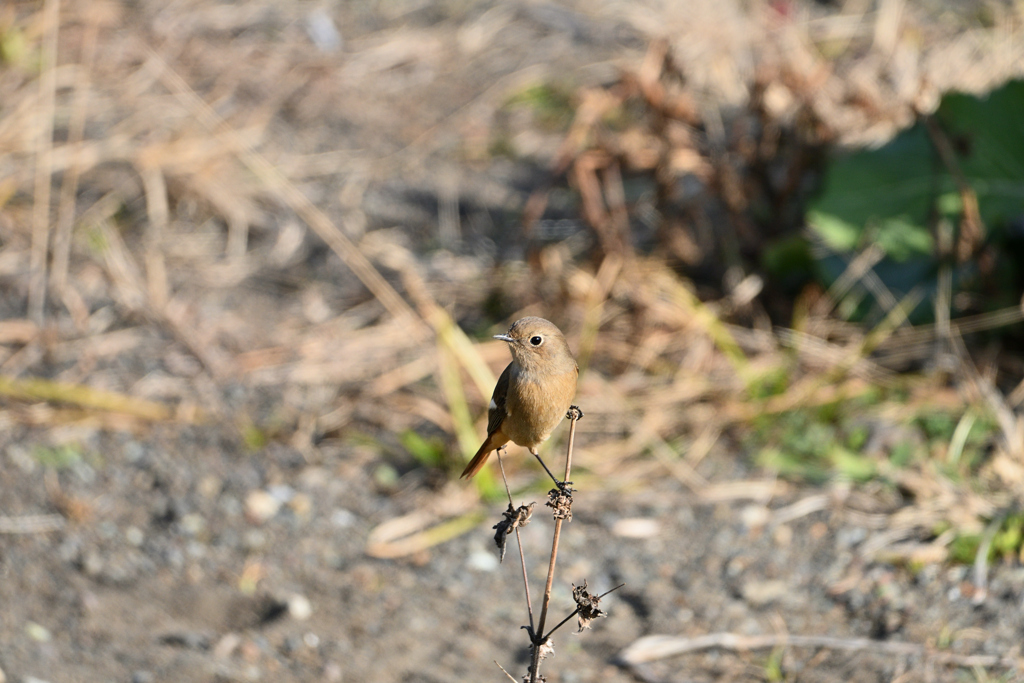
[
  {"x1": 0, "y1": 514, "x2": 66, "y2": 534},
  {"x1": 497, "y1": 449, "x2": 535, "y2": 635},
  {"x1": 529, "y1": 411, "x2": 580, "y2": 683},
  {"x1": 618, "y1": 632, "x2": 1024, "y2": 670},
  {"x1": 29, "y1": 0, "x2": 61, "y2": 324},
  {"x1": 544, "y1": 583, "x2": 624, "y2": 640},
  {"x1": 52, "y1": 3, "x2": 100, "y2": 300}
]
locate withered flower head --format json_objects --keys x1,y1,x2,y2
[
  {"x1": 492, "y1": 502, "x2": 535, "y2": 562},
  {"x1": 572, "y1": 580, "x2": 606, "y2": 632},
  {"x1": 546, "y1": 487, "x2": 573, "y2": 521}
]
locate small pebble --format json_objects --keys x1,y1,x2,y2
[
  {"x1": 323, "y1": 662, "x2": 342, "y2": 682},
  {"x1": 25, "y1": 622, "x2": 52, "y2": 642},
  {"x1": 6, "y1": 445, "x2": 35, "y2": 473},
  {"x1": 180, "y1": 513, "x2": 206, "y2": 536},
  {"x1": 213, "y1": 632, "x2": 241, "y2": 659},
  {"x1": 373, "y1": 464, "x2": 399, "y2": 489},
  {"x1": 467, "y1": 549, "x2": 499, "y2": 572},
  {"x1": 124, "y1": 442, "x2": 145, "y2": 463},
  {"x1": 305, "y1": 9, "x2": 342, "y2": 52},
  {"x1": 131, "y1": 671, "x2": 154, "y2": 683},
  {"x1": 740, "y1": 505, "x2": 769, "y2": 529},
  {"x1": 836, "y1": 527, "x2": 867, "y2": 548},
  {"x1": 125, "y1": 526, "x2": 145, "y2": 546},
  {"x1": 58, "y1": 537, "x2": 83, "y2": 564},
  {"x1": 288, "y1": 594, "x2": 313, "y2": 621},
  {"x1": 245, "y1": 490, "x2": 281, "y2": 524},
  {"x1": 197, "y1": 475, "x2": 222, "y2": 499},
  {"x1": 289, "y1": 493, "x2": 312, "y2": 519},
  {"x1": 303, "y1": 632, "x2": 320, "y2": 648},
  {"x1": 220, "y1": 495, "x2": 242, "y2": 518},
  {"x1": 611, "y1": 517, "x2": 662, "y2": 538},
  {"x1": 268, "y1": 484, "x2": 294, "y2": 504},
  {"x1": 330, "y1": 508, "x2": 356, "y2": 528},
  {"x1": 243, "y1": 529, "x2": 267, "y2": 551},
  {"x1": 73, "y1": 461, "x2": 96, "y2": 484},
  {"x1": 83, "y1": 551, "x2": 104, "y2": 577},
  {"x1": 298, "y1": 467, "x2": 329, "y2": 488},
  {"x1": 742, "y1": 579, "x2": 789, "y2": 607}
]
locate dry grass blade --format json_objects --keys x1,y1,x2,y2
[
  {"x1": 924, "y1": 115, "x2": 985, "y2": 261},
  {"x1": 436, "y1": 338, "x2": 478, "y2": 458},
  {"x1": 576, "y1": 253, "x2": 622, "y2": 374},
  {"x1": 28, "y1": 0, "x2": 61, "y2": 324},
  {"x1": 811, "y1": 245, "x2": 885, "y2": 320},
  {"x1": 0, "y1": 375, "x2": 175, "y2": 421},
  {"x1": 654, "y1": 265, "x2": 748, "y2": 375},
  {"x1": 143, "y1": 47, "x2": 426, "y2": 335},
  {"x1": 389, "y1": 250, "x2": 497, "y2": 400},
  {"x1": 618, "y1": 632, "x2": 1024, "y2": 670},
  {"x1": 52, "y1": 2, "x2": 101, "y2": 299},
  {"x1": 0, "y1": 513, "x2": 66, "y2": 534},
  {"x1": 365, "y1": 510, "x2": 487, "y2": 559}
]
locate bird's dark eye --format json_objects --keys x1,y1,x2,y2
[{"x1": 530, "y1": 336, "x2": 543, "y2": 346}]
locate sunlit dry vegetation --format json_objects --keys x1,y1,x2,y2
[{"x1": 3, "y1": 0, "x2": 1024, "y2": 678}]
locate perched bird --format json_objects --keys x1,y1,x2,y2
[{"x1": 461, "y1": 317, "x2": 578, "y2": 480}]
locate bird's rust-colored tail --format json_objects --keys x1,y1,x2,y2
[{"x1": 460, "y1": 430, "x2": 508, "y2": 479}]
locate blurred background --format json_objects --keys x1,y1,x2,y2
[{"x1": 2, "y1": 0, "x2": 1024, "y2": 681}]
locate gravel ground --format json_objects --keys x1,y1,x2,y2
[{"x1": 3, "y1": 421, "x2": 1024, "y2": 682}]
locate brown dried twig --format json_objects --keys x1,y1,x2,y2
[
  {"x1": 546, "y1": 581, "x2": 625, "y2": 636},
  {"x1": 492, "y1": 406, "x2": 609, "y2": 682},
  {"x1": 496, "y1": 449, "x2": 536, "y2": 637},
  {"x1": 527, "y1": 405, "x2": 589, "y2": 683}
]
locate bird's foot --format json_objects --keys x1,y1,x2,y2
[{"x1": 566, "y1": 405, "x2": 584, "y2": 420}]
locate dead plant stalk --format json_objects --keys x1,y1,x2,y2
[
  {"x1": 531, "y1": 408, "x2": 581, "y2": 682},
  {"x1": 494, "y1": 409, "x2": 594, "y2": 682}
]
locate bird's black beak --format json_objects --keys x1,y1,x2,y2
[{"x1": 493, "y1": 334, "x2": 515, "y2": 343}]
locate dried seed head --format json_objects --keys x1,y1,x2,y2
[
  {"x1": 530, "y1": 638, "x2": 554, "y2": 663},
  {"x1": 572, "y1": 580, "x2": 606, "y2": 632},
  {"x1": 546, "y1": 487, "x2": 573, "y2": 521},
  {"x1": 492, "y1": 502, "x2": 535, "y2": 562}
]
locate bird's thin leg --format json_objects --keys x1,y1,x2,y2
[
  {"x1": 496, "y1": 446, "x2": 514, "y2": 506},
  {"x1": 530, "y1": 450, "x2": 572, "y2": 493}
]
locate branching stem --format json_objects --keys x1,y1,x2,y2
[
  {"x1": 497, "y1": 449, "x2": 535, "y2": 635},
  {"x1": 528, "y1": 409, "x2": 581, "y2": 682}
]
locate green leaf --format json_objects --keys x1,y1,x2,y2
[
  {"x1": 831, "y1": 446, "x2": 875, "y2": 482},
  {"x1": 399, "y1": 430, "x2": 445, "y2": 467},
  {"x1": 806, "y1": 79, "x2": 1024, "y2": 320},
  {"x1": 807, "y1": 210, "x2": 861, "y2": 252},
  {"x1": 32, "y1": 445, "x2": 82, "y2": 470}
]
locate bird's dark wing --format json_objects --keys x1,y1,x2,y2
[{"x1": 486, "y1": 362, "x2": 512, "y2": 435}]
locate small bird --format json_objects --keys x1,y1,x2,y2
[{"x1": 461, "y1": 317, "x2": 578, "y2": 480}]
